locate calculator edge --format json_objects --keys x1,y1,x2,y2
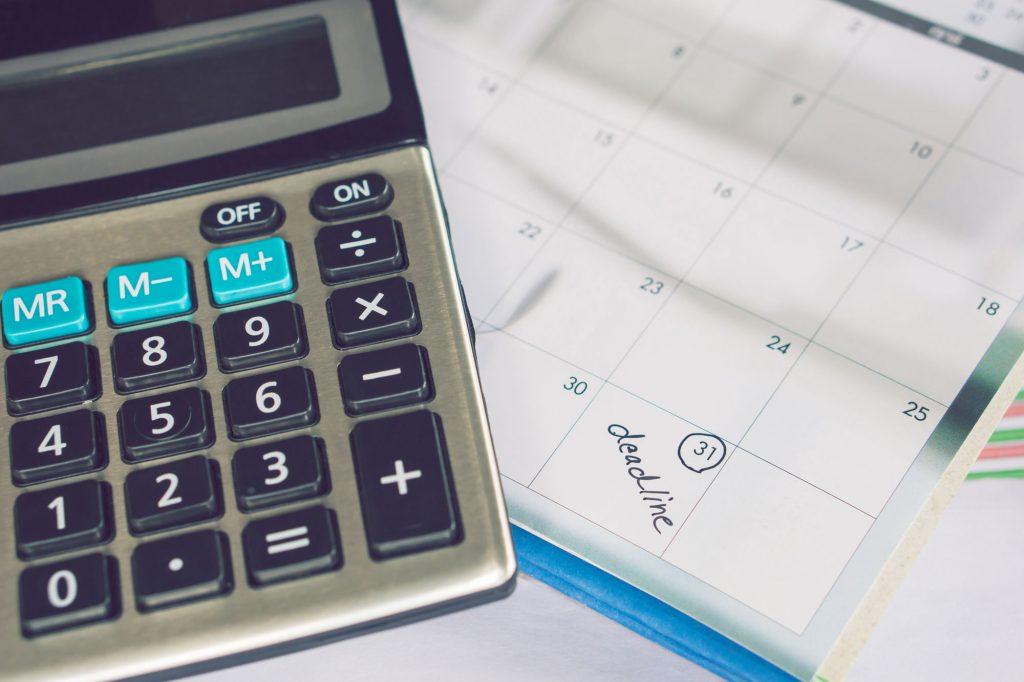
[{"x1": 0, "y1": 143, "x2": 518, "y2": 682}]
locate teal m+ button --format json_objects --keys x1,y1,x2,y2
[
  {"x1": 107, "y1": 257, "x2": 193, "y2": 326},
  {"x1": 207, "y1": 237, "x2": 293, "y2": 306},
  {"x1": 1, "y1": 276, "x2": 91, "y2": 347}
]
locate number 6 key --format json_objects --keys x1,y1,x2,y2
[{"x1": 223, "y1": 366, "x2": 319, "y2": 440}]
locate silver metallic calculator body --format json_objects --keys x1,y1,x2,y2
[{"x1": 0, "y1": 2, "x2": 515, "y2": 680}]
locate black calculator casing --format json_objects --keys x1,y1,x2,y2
[{"x1": 0, "y1": 2, "x2": 515, "y2": 680}]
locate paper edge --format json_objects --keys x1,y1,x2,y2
[{"x1": 814, "y1": 350, "x2": 1024, "y2": 682}]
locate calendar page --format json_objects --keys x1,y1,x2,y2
[{"x1": 398, "y1": 0, "x2": 1024, "y2": 677}]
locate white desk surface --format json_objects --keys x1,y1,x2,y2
[{"x1": 191, "y1": 476, "x2": 1022, "y2": 681}]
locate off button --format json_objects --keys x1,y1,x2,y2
[
  {"x1": 310, "y1": 173, "x2": 393, "y2": 221},
  {"x1": 200, "y1": 197, "x2": 282, "y2": 243}
]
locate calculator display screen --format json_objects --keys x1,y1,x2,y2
[
  {"x1": 0, "y1": 0, "x2": 400, "y2": 202},
  {"x1": 0, "y1": 19, "x2": 340, "y2": 165}
]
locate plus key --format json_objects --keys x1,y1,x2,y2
[{"x1": 350, "y1": 411, "x2": 459, "y2": 559}]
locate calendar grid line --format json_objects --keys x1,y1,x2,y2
[
  {"x1": 468, "y1": 204, "x2": 960, "y2": 412},
  {"x1": 466, "y1": 0, "x2": 736, "y2": 326},
  {"x1": 724, "y1": 42, "x2": 1017, "y2": 615},
  {"x1": 546, "y1": 156, "x2": 1021, "y2": 304},
  {"x1": 519, "y1": 0, "x2": 747, "y2": 489},
  {"x1": 418, "y1": 0, "x2": 587, "y2": 177},
  {"x1": 428, "y1": 52, "x2": 1024, "y2": 310},
  {"x1": 430, "y1": 0, "x2": 647, "y2": 328},
  {"x1": 487, "y1": 311, "x2": 948, "y2": 466},
  {"x1": 954, "y1": 144, "x2": 1024, "y2": 181},
  {"x1": 794, "y1": 66, "x2": 1011, "y2": 344},
  {"x1": 413, "y1": 4, "x2": 1024, "y2": 204},
  {"x1": 484, "y1": 324, "x2": 880, "y2": 521},
  {"x1": 514, "y1": 456, "x2": 877, "y2": 635},
  {"x1": 816, "y1": 70, "x2": 1024, "y2": 531},
  {"x1": 597, "y1": 0, "x2": 726, "y2": 48},
  {"x1": 651, "y1": 17, "x2": 883, "y2": 553},
  {"x1": 404, "y1": 0, "x2": 1024, "y2": 658},
  {"x1": 441, "y1": 0, "x2": 981, "y2": 548},
  {"x1": 422, "y1": 38, "x2": 1024, "y2": 304}
]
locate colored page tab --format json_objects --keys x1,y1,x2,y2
[{"x1": 1, "y1": 276, "x2": 91, "y2": 346}]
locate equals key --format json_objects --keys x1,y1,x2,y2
[
  {"x1": 242, "y1": 506, "x2": 341, "y2": 587},
  {"x1": 338, "y1": 344, "x2": 433, "y2": 415},
  {"x1": 315, "y1": 215, "x2": 405, "y2": 284}
]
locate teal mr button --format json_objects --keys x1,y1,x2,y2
[
  {"x1": 207, "y1": 237, "x2": 294, "y2": 306},
  {"x1": 1, "y1": 276, "x2": 91, "y2": 347}
]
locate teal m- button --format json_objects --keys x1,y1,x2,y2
[
  {"x1": 207, "y1": 237, "x2": 294, "y2": 306},
  {"x1": 106, "y1": 257, "x2": 193, "y2": 326},
  {"x1": 1, "y1": 277, "x2": 91, "y2": 347}
]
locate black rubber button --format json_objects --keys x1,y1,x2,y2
[
  {"x1": 232, "y1": 436, "x2": 329, "y2": 511},
  {"x1": 5, "y1": 341, "x2": 100, "y2": 416},
  {"x1": 213, "y1": 301, "x2": 307, "y2": 372},
  {"x1": 132, "y1": 529, "x2": 233, "y2": 611},
  {"x1": 241, "y1": 506, "x2": 341, "y2": 587},
  {"x1": 118, "y1": 387, "x2": 215, "y2": 462},
  {"x1": 315, "y1": 215, "x2": 405, "y2": 284},
  {"x1": 124, "y1": 455, "x2": 222, "y2": 535},
  {"x1": 10, "y1": 410, "x2": 106, "y2": 485},
  {"x1": 14, "y1": 479, "x2": 114, "y2": 558},
  {"x1": 338, "y1": 344, "x2": 432, "y2": 415},
  {"x1": 223, "y1": 366, "x2": 319, "y2": 440},
  {"x1": 200, "y1": 197, "x2": 283, "y2": 243},
  {"x1": 19, "y1": 554, "x2": 120, "y2": 637},
  {"x1": 350, "y1": 411, "x2": 459, "y2": 559},
  {"x1": 310, "y1": 173, "x2": 392, "y2": 221},
  {"x1": 111, "y1": 321, "x2": 205, "y2": 393},
  {"x1": 327, "y1": 277, "x2": 420, "y2": 348}
]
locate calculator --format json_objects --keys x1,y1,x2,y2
[{"x1": 0, "y1": 1, "x2": 515, "y2": 680}]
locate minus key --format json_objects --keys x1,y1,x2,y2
[{"x1": 338, "y1": 344, "x2": 433, "y2": 415}]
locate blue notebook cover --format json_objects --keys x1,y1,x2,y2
[{"x1": 511, "y1": 526, "x2": 797, "y2": 682}]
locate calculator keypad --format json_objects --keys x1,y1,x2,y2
[
  {"x1": 18, "y1": 554, "x2": 119, "y2": 637},
  {"x1": 14, "y1": 480, "x2": 113, "y2": 558},
  {"x1": 111, "y1": 321, "x2": 205, "y2": 393},
  {"x1": 132, "y1": 529, "x2": 232, "y2": 611},
  {"x1": 124, "y1": 455, "x2": 221, "y2": 535},
  {"x1": 10, "y1": 410, "x2": 106, "y2": 485},
  {"x1": 118, "y1": 387, "x2": 215, "y2": 462},
  {"x1": 2, "y1": 149, "x2": 510, "y2": 679},
  {"x1": 328, "y1": 276, "x2": 420, "y2": 348},
  {"x1": 223, "y1": 366, "x2": 319, "y2": 440},
  {"x1": 214, "y1": 301, "x2": 307, "y2": 372},
  {"x1": 5, "y1": 341, "x2": 100, "y2": 416}
]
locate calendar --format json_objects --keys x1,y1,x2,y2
[{"x1": 399, "y1": 0, "x2": 1024, "y2": 678}]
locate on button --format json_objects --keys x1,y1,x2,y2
[{"x1": 310, "y1": 173, "x2": 393, "y2": 221}]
